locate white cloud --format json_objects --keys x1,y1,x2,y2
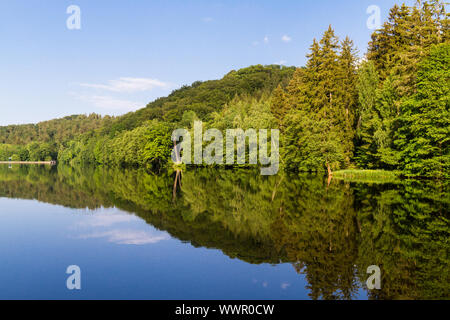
[
  {"x1": 274, "y1": 60, "x2": 287, "y2": 65},
  {"x1": 73, "y1": 210, "x2": 170, "y2": 245},
  {"x1": 76, "y1": 212, "x2": 136, "y2": 227},
  {"x1": 82, "y1": 95, "x2": 144, "y2": 111},
  {"x1": 281, "y1": 35, "x2": 292, "y2": 43},
  {"x1": 264, "y1": 36, "x2": 269, "y2": 44},
  {"x1": 252, "y1": 41, "x2": 259, "y2": 46},
  {"x1": 202, "y1": 17, "x2": 213, "y2": 23},
  {"x1": 80, "y1": 77, "x2": 170, "y2": 93},
  {"x1": 78, "y1": 229, "x2": 170, "y2": 245}
]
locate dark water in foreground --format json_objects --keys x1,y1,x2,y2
[{"x1": 0, "y1": 165, "x2": 448, "y2": 300}]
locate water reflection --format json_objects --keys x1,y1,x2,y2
[
  {"x1": 72, "y1": 210, "x2": 170, "y2": 245},
  {"x1": 0, "y1": 164, "x2": 448, "y2": 299}
]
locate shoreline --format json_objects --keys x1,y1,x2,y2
[{"x1": 0, "y1": 161, "x2": 56, "y2": 165}]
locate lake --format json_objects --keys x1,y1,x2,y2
[{"x1": 0, "y1": 164, "x2": 448, "y2": 300}]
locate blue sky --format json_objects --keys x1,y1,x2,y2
[{"x1": 0, "y1": 0, "x2": 414, "y2": 126}]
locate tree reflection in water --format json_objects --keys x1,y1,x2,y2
[{"x1": 0, "y1": 164, "x2": 448, "y2": 299}]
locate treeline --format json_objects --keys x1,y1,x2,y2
[
  {"x1": 56, "y1": 65, "x2": 295, "y2": 169},
  {"x1": 0, "y1": 143, "x2": 56, "y2": 162},
  {"x1": 0, "y1": 1, "x2": 448, "y2": 178},
  {"x1": 0, "y1": 114, "x2": 111, "y2": 145},
  {"x1": 0, "y1": 64, "x2": 294, "y2": 165},
  {"x1": 58, "y1": 120, "x2": 174, "y2": 169},
  {"x1": 0, "y1": 114, "x2": 113, "y2": 161},
  {"x1": 100, "y1": 64, "x2": 295, "y2": 136},
  {"x1": 53, "y1": 0, "x2": 450, "y2": 178},
  {"x1": 278, "y1": 0, "x2": 449, "y2": 178}
]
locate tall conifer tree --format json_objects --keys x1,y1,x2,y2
[
  {"x1": 395, "y1": 43, "x2": 450, "y2": 178},
  {"x1": 271, "y1": 84, "x2": 288, "y2": 129},
  {"x1": 283, "y1": 26, "x2": 357, "y2": 172}
]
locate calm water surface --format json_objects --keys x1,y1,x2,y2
[{"x1": 0, "y1": 165, "x2": 448, "y2": 299}]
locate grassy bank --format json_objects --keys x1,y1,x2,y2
[{"x1": 333, "y1": 169, "x2": 401, "y2": 184}]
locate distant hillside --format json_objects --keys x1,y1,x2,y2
[
  {"x1": 0, "y1": 65, "x2": 295, "y2": 143},
  {"x1": 0, "y1": 64, "x2": 295, "y2": 164},
  {"x1": 0, "y1": 114, "x2": 113, "y2": 145},
  {"x1": 101, "y1": 64, "x2": 295, "y2": 136}
]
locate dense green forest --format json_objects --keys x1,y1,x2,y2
[
  {"x1": 0, "y1": 0, "x2": 448, "y2": 178},
  {"x1": 0, "y1": 165, "x2": 448, "y2": 299},
  {"x1": 0, "y1": 65, "x2": 294, "y2": 168},
  {"x1": 0, "y1": 114, "x2": 112, "y2": 162}
]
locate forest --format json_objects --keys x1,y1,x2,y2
[{"x1": 0, "y1": 0, "x2": 448, "y2": 178}]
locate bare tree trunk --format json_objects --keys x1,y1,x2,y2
[
  {"x1": 326, "y1": 161, "x2": 333, "y2": 188},
  {"x1": 173, "y1": 140, "x2": 181, "y2": 163},
  {"x1": 271, "y1": 176, "x2": 285, "y2": 202},
  {"x1": 356, "y1": 217, "x2": 362, "y2": 233},
  {"x1": 172, "y1": 169, "x2": 181, "y2": 202},
  {"x1": 326, "y1": 161, "x2": 333, "y2": 177}
]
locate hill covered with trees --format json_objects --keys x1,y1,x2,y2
[
  {"x1": 101, "y1": 64, "x2": 295, "y2": 136},
  {"x1": 0, "y1": 114, "x2": 112, "y2": 162},
  {"x1": 0, "y1": 65, "x2": 295, "y2": 164}
]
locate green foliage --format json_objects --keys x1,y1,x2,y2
[
  {"x1": 357, "y1": 76, "x2": 401, "y2": 169},
  {"x1": 368, "y1": 0, "x2": 449, "y2": 96},
  {"x1": 102, "y1": 65, "x2": 295, "y2": 136},
  {"x1": 210, "y1": 94, "x2": 276, "y2": 131},
  {"x1": 59, "y1": 120, "x2": 174, "y2": 169},
  {"x1": 355, "y1": 60, "x2": 379, "y2": 166},
  {"x1": 0, "y1": 0, "x2": 447, "y2": 302},
  {"x1": 282, "y1": 26, "x2": 358, "y2": 172},
  {"x1": 0, "y1": 145, "x2": 21, "y2": 161},
  {"x1": 0, "y1": 114, "x2": 110, "y2": 162},
  {"x1": 181, "y1": 94, "x2": 277, "y2": 169},
  {"x1": 0, "y1": 142, "x2": 57, "y2": 161},
  {"x1": 333, "y1": 169, "x2": 401, "y2": 184},
  {"x1": 355, "y1": 0, "x2": 449, "y2": 177},
  {"x1": 140, "y1": 121, "x2": 174, "y2": 169},
  {"x1": 0, "y1": 1, "x2": 448, "y2": 178},
  {"x1": 270, "y1": 84, "x2": 289, "y2": 128},
  {"x1": 283, "y1": 111, "x2": 346, "y2": 172},
  {"x1": 46, "y1": 65, "x2": 293, "y2": 169},
  {"x1": 395, "y1": 43, "x2": 450, "y2": 178},
  {"x1": 0, "y1": 114, "x2": 110, "y2": 146}
]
